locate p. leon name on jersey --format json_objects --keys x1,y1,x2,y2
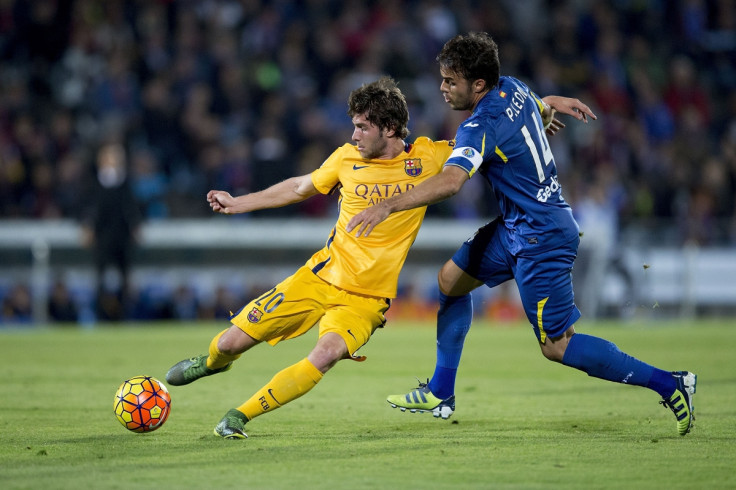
[
  {"x1": 499, "y1": 84, "x2": 560, "y2": 203},
  {"x1": 501, "y1": 88, "x2": 530, "y2": 122}
]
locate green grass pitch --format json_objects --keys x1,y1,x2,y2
[{"x1": 1, "y1": 319, "x2": 734, "y2": 489}]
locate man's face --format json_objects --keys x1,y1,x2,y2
[
  {"x1": 440, "y1": 67, "x2": 475, "y2": 111},
  {"x1": 351, "y1": 113, "x2": 389, "y2": 160}
]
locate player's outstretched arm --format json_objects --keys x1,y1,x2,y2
[
  {"x1": 347, "y1": 165, "x2": 469, "y2": 237},
  {"x1": 543, "y1": 96, "x2": 597, "y2": 123},
  {"x1": 208, "y1": 174, "x2": 319, "y2": 215},
  {"x1": 540, "y1": 96, "x2": 597, "y2": 136}
]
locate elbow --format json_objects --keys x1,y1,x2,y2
[
  {"x1": 291, "y1": 181, "x2": 311, "y2": 201},
  {"x1": 439, "y1": 166, "x2": 469, "y2": 199},
  {"x1": 433, "y1": 181, "x2": 463, "y2": 203},
  {"x1": 449, "y1": 179, "x2": 465, "y2": 196},
  {"x1": 444, "y1": 173, "x2": 467, "y2": 198}
]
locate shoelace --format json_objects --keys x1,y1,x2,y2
[{"x1": 660, "y1": 393, "x2": 691, "y2": 420}]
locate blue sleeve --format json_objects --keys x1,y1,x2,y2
[{"x1": 445, "y1": 117, "x2": 496, "y2": 177}]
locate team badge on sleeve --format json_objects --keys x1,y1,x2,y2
[
  {"x1": 247, "y1": 307, "x2": 263, "y2": 323},
  {"x1": 404, "y1": 158, "x2": 423, "y2": 177}
]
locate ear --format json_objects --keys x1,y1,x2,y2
[{"x1": 472, "y1": 79, "x2": 487, "y2": 94}]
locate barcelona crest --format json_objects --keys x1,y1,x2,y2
[
  {"x1": 404, "y1": 158, "x2": 423, "y2": 177},
  {"x1": 247, "y1": 307, "x2": 263, "y2": 323}
]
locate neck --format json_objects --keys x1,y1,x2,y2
[
  {"x1": 384, "y1": 138, "x2": 406, "y2": 159},
  {"x1": 470, "y1": 89, "x2": 491, "y2": 112}
]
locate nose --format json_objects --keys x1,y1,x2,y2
[{"x1": 352, "y1": 127, "x2": 360, "y2": 142}]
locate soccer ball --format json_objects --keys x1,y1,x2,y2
[{"x1": 113, "y1": 375, "x2": 171, "y2": 433}]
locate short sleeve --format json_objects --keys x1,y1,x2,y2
[{"x1": 310, "y1": 146, "x2": 345, "y2": 194}]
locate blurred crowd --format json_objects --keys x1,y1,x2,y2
[{"x1": 1, "y1": 0, "x2": 735, "y2": 323}]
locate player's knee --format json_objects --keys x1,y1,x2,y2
[
  {"x1": 216, "y1": 326, "x2": 253, "y2": 355},
  {"x1": 437, "y1": 260, "x2": 480, "y2": 296},
  {"x1": 540, "y1": 345, "x2": 565, "y2": 363},
  {"x1": 539, "y1": 334, "x2": 571, "y2": 362},
  {"x1": 217, "y1": 336, "x2": 240, "y2": 355},
  {"x1": 539, "y1": 325, "x2": 576, "y2": 362},
  {"x1": 309, "y1": 334, "x2": 349, "y2": 373},
  {"x1": 310, "y1": 349, "x2": 342, "y2": 373},
  {"x1": 437, "y1": 264, "x2": 454, "y2": 295}
]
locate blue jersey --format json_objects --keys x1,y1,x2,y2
[{"x1": 445, "y1": 76, "x2": 579, "y2": 255}]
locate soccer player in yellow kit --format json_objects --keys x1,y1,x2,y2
[{"x1": 165, "y1": 76, "x2": 454, "y2": 439}]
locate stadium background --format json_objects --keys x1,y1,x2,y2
[{"x1": 0, "y1": 0, "x2": 734, "y2": 324}]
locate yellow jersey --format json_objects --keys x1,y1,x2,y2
[{"x1": 307, "y1": 137, "x2": 454, "y2": 298}]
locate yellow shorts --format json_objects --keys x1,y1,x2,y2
[{"x1": 230, "y1": 266, "x2": 390, "y2": 356}]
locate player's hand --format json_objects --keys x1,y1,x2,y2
[
  {"x1": 207, "y1": 190, "x2": 236, "y2": 214},
  {"x1": 346, "y1": 202, "x2": 390, "y2": 237},
  {"x1": 542, "y1": 96, "x2": 597, "y2": 123},
  {"x1": 545, "y1": 117, "x2": 567, "y2": 136}
]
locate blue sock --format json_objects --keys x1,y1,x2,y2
[
  {"x1": 647, "y1": 369, "x2": 677, "y2": 399},
  {"x1": 562, "y1": 333, "x2": 676, "y2": 398},
  {"x1": 428, "y1": 292, "x2": 472, "y2": 399}
]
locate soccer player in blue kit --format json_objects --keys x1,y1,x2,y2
[{"x1": 347, "y1": 32, "x2": 697, "y2": 436}]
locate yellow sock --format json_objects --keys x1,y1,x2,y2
[
  {"x1": 206, "y1": 328, "x2": 241, "y2": 370},
  {"x1": 238, "y1": 358, "x2": 323, "y2": 421}
]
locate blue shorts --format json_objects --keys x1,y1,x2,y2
[{"x1": 451, "y1": 218, "x2": 581, "y2": 343}]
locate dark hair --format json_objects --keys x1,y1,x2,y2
[
  {"x1": 437, "y1": 32, "x2": 500, "y2": 89},
  {"x1": 347, "y1": 76, "x2": 410, "y2": 139}
]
